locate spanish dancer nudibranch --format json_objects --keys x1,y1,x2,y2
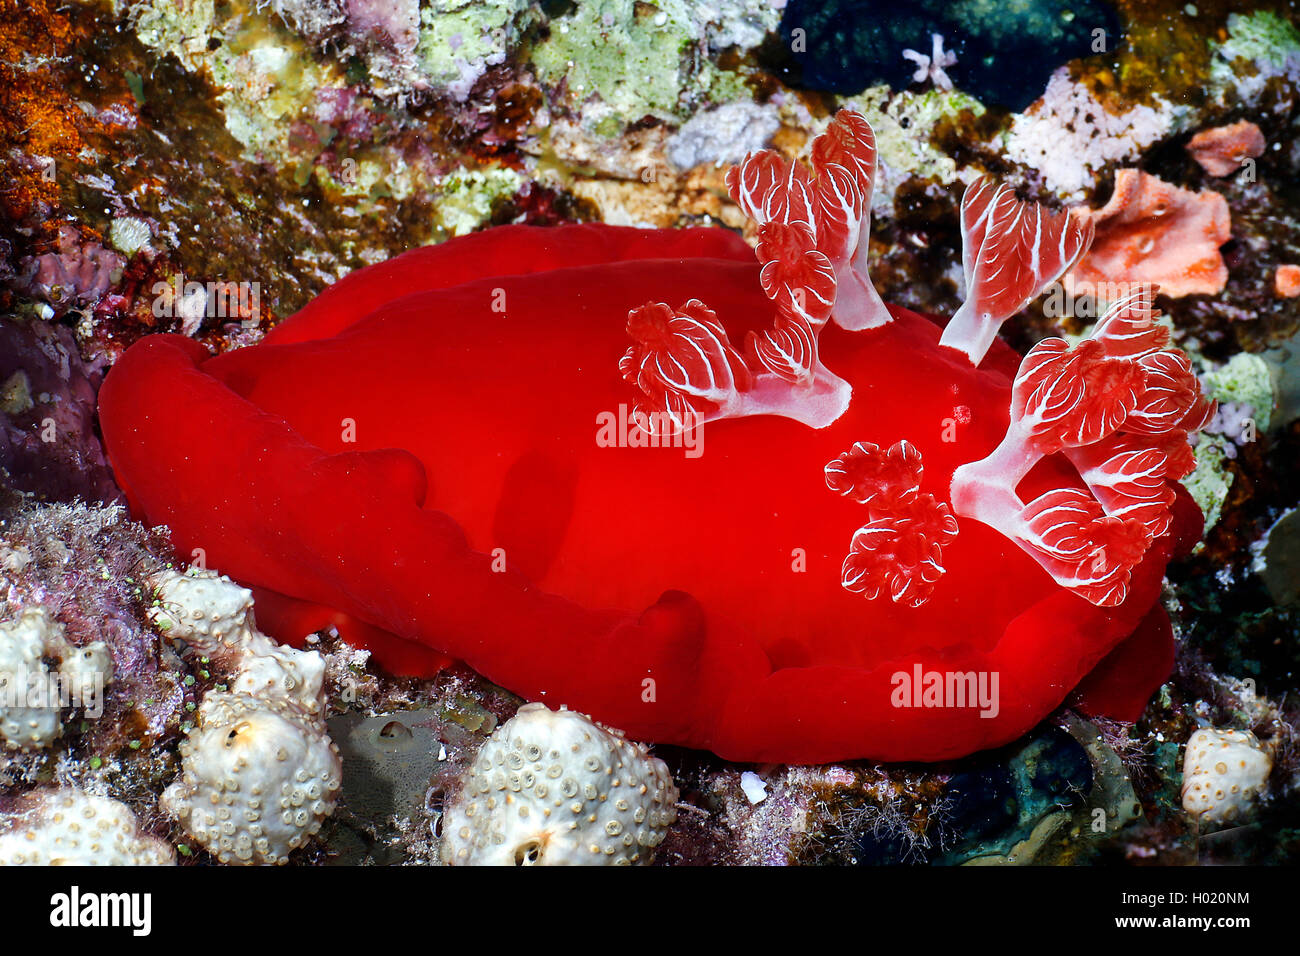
[{"x1": 99, "y1": 111, "x2": 1212, "y2": 763}]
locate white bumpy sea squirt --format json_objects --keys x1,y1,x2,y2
[
  {"x1": 0, "y1": 789, "x2": 174, "y2": 865},
  {"x1": 440, "y1": 703, "x2": 680, "y2": 865},
  {"x1": 0, "y1": 607, "x2": 112, "y2": 751},
  {"x1": 1181, "y1": 727, "x2": 1273, "y2": 827},
  {"x1": 151, "y1": 569, "x2": 341, "y2": 865}
]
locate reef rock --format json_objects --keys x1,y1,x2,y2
[
  {"x1": 11, "y1": 224, "x2": 124, "y2": 316},
  {"x1": 0, "y1": 318, "x2": 123, "y2": 504}
]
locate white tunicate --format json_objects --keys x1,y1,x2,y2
[
  {"x1": 0, "y1": 607, "x2": 113, "y2": 751},
  {"x1": 1181, "y1": 727, "x2": 1272, "y2": 826},
  {"x1": 440, "y1": 703, "x2": 678, "y2": 866},
  {"x1": 0, "y1": 790, "x2": 174, "y2": 865},
  {"x1": 151, "y1": 569, "x2": 340, "y2": 864}
]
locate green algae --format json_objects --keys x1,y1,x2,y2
[
  {"x1": 1209, "y1": 9, "x2": 1300, "y2": 103},
  {"x1": 529, "y1": 0, "x2": 702, "y2": 126},
  {"x1": 316, "y1": 155, "x2": 410, "y2": 202},
  {"x1": 127, "y1": 0, "x2": 216, "y2": 72},
  {"x1": 435, "y1": 166, "x2": 524, "y2": 236},
  {"x1": 1204, "y1": 352, "x2": 1275, "y2": 433},
  {"x1": 123, "y1": 0, "x2": 527, "y2": 240},
  {"x1": 414, "y1": 0, "x2": 535, "y2": 95},
  {"x1": 129, "y1": 0, "x2": 348, "y2": 165},
  {"x1": 696, "y1": 59, "x2": 757, "y2": 107},
  {"x1": 1218, "y1": 9, "x2": 1300, "y2": 70},
  {"x1": 842, "y1": 86, "x2": 986, "y2": 210},
  {"x1": 208, "y1": 16, "x2": 343, "y2": 161},
  {"x1": 1183, "y1": 351, "x2": 1277, "y2": 533},
  {"x1": 1186, "y1": 436, "x2": 1233, "y2": 532}
]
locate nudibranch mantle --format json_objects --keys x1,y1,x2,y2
[{"x1": 99, "y1": 111, "x2": 1211, "y2": 763}]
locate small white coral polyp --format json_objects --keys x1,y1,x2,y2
[
  {"x1": 0, "y1": 790, "x2": 174, "y2": 865},
  {"x1": 1181, "y1": 727, "x2": 1273, "y2": 827},
  {"x1": 151, "y1": 569, "x2": 340, "y2": 865},
  {"x1": 440, "y1": 703, "x2": 679, "y2": 866}
]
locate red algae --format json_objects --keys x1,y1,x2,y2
[
  {"x1": 1067, "y1": 169, "x2": 1232, "y2": 299},
  {"x1": 1187, "y1": 120, "x2": 1267, "y2": 177}
]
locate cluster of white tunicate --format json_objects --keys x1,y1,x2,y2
[
  {"x1": 1181, "y1": 727, "x2": 1273, "y2": 826},
  {"x1": 0, "y1": 607, "x2": 112, "y2": 750},
  {"x1": 0, "y1": 789, "x2": 174, "y2": 865},
  {"x1": 440, "y1": 703, "x2": 679, "y2": 866},
  {"x1": 151, "y1": 569, "x2": 325, "y2": 712},
  {"x1": 152, "y1": 569, "x2": 340, "y2": 865}
]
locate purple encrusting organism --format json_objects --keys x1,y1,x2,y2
[
  {"x1": 0, "y1": 490, "x2": 187, "y2": 755},
  {"x1": 0, "y1": 317, "x2": 123, "y2": 505},
  {"x1": 12, "y1": 223, "x2": 124, "y2": 317}
]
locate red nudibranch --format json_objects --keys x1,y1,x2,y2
[{"x1": 99, "y1": 111, "x2": 1212, "y2": 763}]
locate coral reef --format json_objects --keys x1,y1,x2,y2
[
  {"x1": 0, "y1": 0, "x2": 1295, "y2": 868},
  {"x1": 0, "y1": 788, "x2": 173, "y2": 865},
  {"x1": 412, "y1": 0, "x2": 533, "y2": 102},
  {"x1": 440, "y1": 703, "x2": 678, "y2": 866},
  {"x1": 151, "y1": 569, "x2": 341, "y2": 865},
  {"x1": 531, "y1": 0, "x2": 712, "y2": 129}
]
